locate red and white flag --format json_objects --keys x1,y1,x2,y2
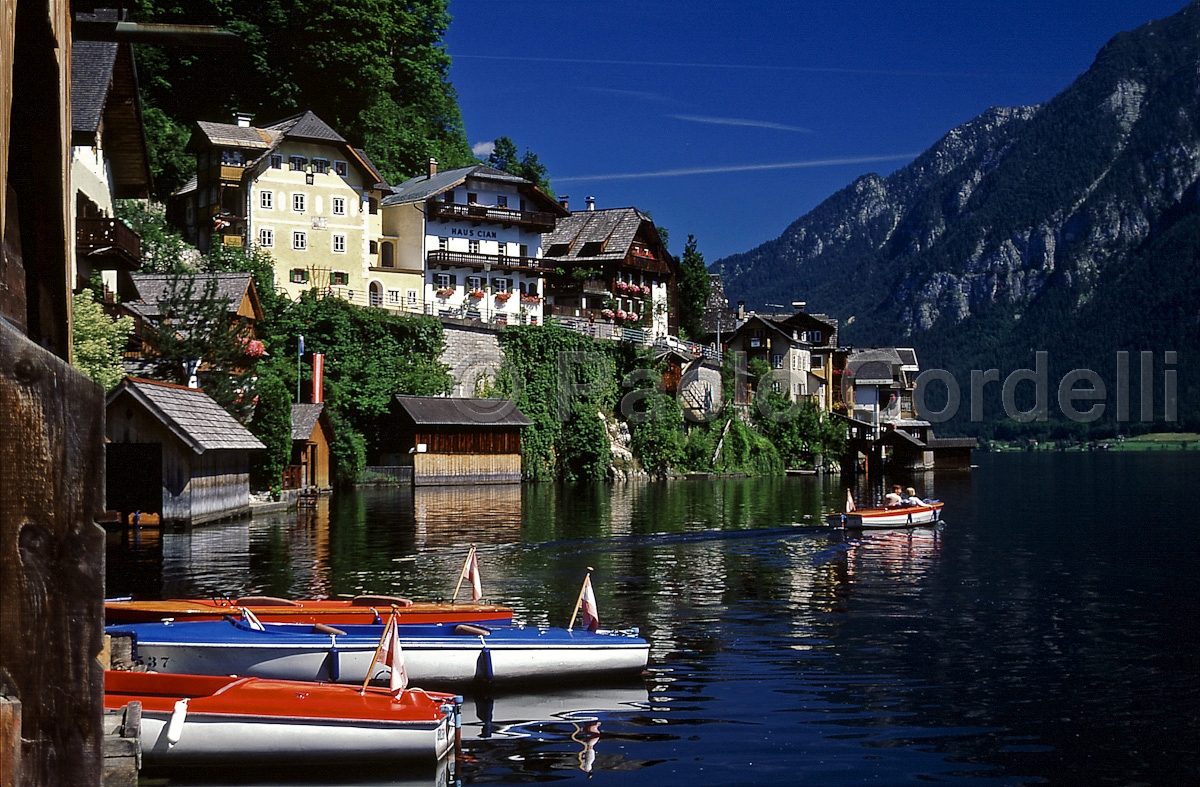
[
  {"x1": 579, "y1": 575, "x2": 599, "y2": 633},
  {"x1": 846, "y1": 489, "x2": 856, "y2": 512},
  {"x1": 460, "y1": 547, "x2": 482, "y2": 602},
  {"x1": 378, "y1": 615, "x2": 408, "y2": 693}
]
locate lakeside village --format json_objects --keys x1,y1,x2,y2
[{"x1": 63, "y1": 38, "x2": 984, "y2": 529}]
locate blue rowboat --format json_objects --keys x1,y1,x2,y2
[{"x1": 106, "y1": 619, "x2": 649, "y2": 689}]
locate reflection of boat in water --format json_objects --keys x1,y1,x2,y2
[
  {"x1": 827, "y1": 501, "x2": 944, "y2": 529},
  {"x1": 461, "y1": 685, "x2": 649, "y2": 740},
  {"x1": 105, "y1": 595, "x2": 513, "y2": 625}
]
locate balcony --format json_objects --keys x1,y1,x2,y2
[
  {"x1": 428, "y1": 200, "x2": 557, "y2": 232},
  {"x1": 76, "y1": 217, "x2": 141, "y2": 269},
  {"x1": 426, "y1": 249, "x2": 546, "y2": 272}
]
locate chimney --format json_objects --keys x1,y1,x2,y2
[
  {"x1": 427, "y1": 158, "x2": 438, "y2": 179},
  {"x1": 737, "y1": 301, "x2": 745, "y2": 320},
  {"x1": 586, "y1": 195, "x2": 595, "y2": 211},
  {"x1": 558, "y1": 195, "x2": 569, "y2": 211},
  {"x1": 234, "y1": 112, "x2": 252, "y2": 128},
  {"x1": 792, "y1": 301, "x2": 806, "y2": 313}
]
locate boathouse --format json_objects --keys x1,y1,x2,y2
[
  {"x1": 106, "y1": 377, "x2": 265, "y2": 524},
  {"x1": 289, "y1": 402, "x2": 334, "y2": 489},
  {"x1": 377, "y1": 395, "x2": 531, "y2": 485}
]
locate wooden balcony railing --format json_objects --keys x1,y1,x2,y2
[
  {"x1": 76, "y1": 217, "x2": 141, "y2": 269},
  {"x1": 428, "y1": 200, "x2": 557, "y2": 232},
  {"x1": 426, "y1": 249, "x2": 547, "y2": 271}
]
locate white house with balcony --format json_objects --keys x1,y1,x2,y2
[{"x1": 379, "y1": 162, "x2": 568, "y2": 325}]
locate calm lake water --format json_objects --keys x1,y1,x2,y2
[{"x1": 106, "y1": 452, "x2": 1200, "y2": 786}]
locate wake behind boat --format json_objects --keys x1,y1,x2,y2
[
  {"x1": 106, "y1": 619, "x2": 650, "y2": 689},
  {"x1": 105, "y1": 595, "x2": 513, "y2": 625},
  {"x1": 104, "y1": 670, "x2": 456, "y2": 766},
  {"x1": 827, "y1": 500, "x2": 944, "y2": 529}
]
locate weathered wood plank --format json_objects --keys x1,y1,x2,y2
[{"x1": 0, "y1": 319, "x2": 106, "y2": 786}]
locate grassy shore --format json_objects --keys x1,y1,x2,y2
[{"x1": 986, "y1": 432, "x2": 1200, "y2": 452}]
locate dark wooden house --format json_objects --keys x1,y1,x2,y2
[
  {"x1": 106, "y1": 377, "x2": 265, "y2": 524},
  {"x1": 378, "y1": 395, "x2": 532, "y2": 485},
  {"x1": 289, "y1": 403, "x2": 334, "y2": 490}
]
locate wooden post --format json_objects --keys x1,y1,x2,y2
[{"x1": 1, "y1": 320, "x2": 107, "y2": 786}]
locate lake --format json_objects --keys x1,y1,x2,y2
[{"x1": 106, "y1": 452, "x2": 1200, "y2": 786}]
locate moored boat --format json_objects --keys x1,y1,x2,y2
[
  {"x1": 105, "y1": 595, "x2": 513, "y2": 625},
  {"x1": 826, "y1": 500, "x2": 945, "y2": 529},
  {"x1": 104, "y1": 670, "x2": 457, "y2": 765},
  {"x1": 106, "y1": 619, "x2": 650, "y2": 689}
]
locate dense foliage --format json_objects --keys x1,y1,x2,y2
[
  {"x1": 486, "y1": 136, "x2": 554, "y2": 197},
  {"x1": 677, "y1": 234, "x2": 711, "y2": 340},
  {"x1": 129, "y1": 0, "x2": 475, "y2": 193},
  {"x1": 71, "y1": 293, "x2": 135, "y2": 390}
]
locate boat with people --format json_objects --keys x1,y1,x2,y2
[
  {"x1": 826, "y1": 500, "x2": 945, "y2": 529},
  {"x1": 104, "y1": 670, "x2": 457, "y2": 765},
  {"x1": 105, "y1": 618, "x2": 650, "y2": 689},
  {"x1": 104, "y1": 595, "x2": 513, "y2": 625}
]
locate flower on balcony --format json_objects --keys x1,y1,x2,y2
[
  {"x1": 436, "y1": 286, "x2": 454, "y2": 298},
  {"x1": 627, "y1": 311, "x2": 640, "y2": 322},
  {"x1": 469, "y1": 288, "x2": 486, "y2": 299},
  {"x1": 239, "y1": 337, "x2": 266, "y2": 358},
  {"x1": 521, "y1": 293, "x2": 541, "y2": 304},
  {"x1": 640, "y1": 284, "x2": 652, "y2": 296},
  {"x1": 601, "y1": 308, "x2": 615, "y2": 319},
  {"x1": 615, "y1": 281, "x2": 629, "y2": 293},
  {"x1": 616, "y1": 309, "x2": 627, "y2": 320},
  {"x1": 495, "y1": 291, "x2": 512, "y2": 303}
]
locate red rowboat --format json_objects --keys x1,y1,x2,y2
[
  {"x1": 826, "y1": 500, "x2": 945, "y2": 529},
  {"x1": 105, "y1": 594, "x2": 513, "y2": 625},
  {"x1": 104, "y1": 670, "x2": 457, "y2": 765}
]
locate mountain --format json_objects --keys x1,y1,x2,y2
[{"x1": 713, "y1": 3, "x2": 1200, "y2": 435}]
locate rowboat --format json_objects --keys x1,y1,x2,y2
[
  {"x1": 826, "y1": 500, "x2": 945, "y2": 529},
  {"x1": 105, "y1": 595, "x2": 513, "y2": 625},
  {"x1": 106, "y1": 619, "x2": 650, "y2": 689},
  {"x1": 104, "y1": 670, "x2": 457, "y2": 765}
]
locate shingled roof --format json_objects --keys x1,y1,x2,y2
[
  {"x1": 71, "y1": 40, "x2": 119, "y2": 138},
  {"x1": 392, "y1": 395, "x2": 532, "y2": 427},
  {"x1": 129, "y1": 273, "x2": 256, "y2": 318},
  {"x1": 108, "y1": 378, "x2": 265, "y2": 453},
  {"x1": 291, "y1": 403, "x2": 326, "y2": 441},
  {"x1": 540, "y1": 207, "x2": 666, "y2": 264},
  {"x1": 382, "y1": 164, "x2": 562, "y2": 212},
  {"x1": 192, "y1": 121, "x2": 276, "y2": 150}
]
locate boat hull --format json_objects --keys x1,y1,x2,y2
[
  {"x1": 826, "y1": 501, "x2": 944, "y2": 529},
  {"x1": 104, "y1": 671, "x2": 455, "y2": 765},
  {"x1": 109, "y1": 621, "x2": 650, "y2": 689},
  {"x1": 105, "y1": 597, "x2": 512, "y2": 625}
]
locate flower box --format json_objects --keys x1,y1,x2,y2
[
  {"x1": 436, "y1": 287, "x2": 454, "y2": 298},
  {"x1": 469, "y1": 289, "x2": 485, "y2": 299},
  {"x1": 601, "y1": 308, "x2": 615, "y2": 319},
  {"x1": 495, "y1": 291, "x2": 512, "y2": 303}
]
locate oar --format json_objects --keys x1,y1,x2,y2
[{"x1": 566, "y1": 567, "x2": 594, "y2": 631}]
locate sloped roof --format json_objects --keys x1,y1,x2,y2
[
  {"x1": 384, "y1": 164, "x2": 531, "y2": 206},
  {"x1": 392, "y1": 395, "x2": 532, "y2": 427},
  {"x1": 540, "y1": 208, "x2": 669, "y2": 265},
  {"x1": 292, "y1": 403, "x2": 326, "y2": 441},
  {"x1": 267, "y1": 110, "x2": 346, "y2": 143},
  {"x1": 192, "y1": 121, "x2": 275, "y2": 150},
  {"x1": 108, "y1": 378, "x2": 265, "y2": 454},
  {"x1": 71, "y1": 40, "x2": 119, "y2": 137},
  {"x1": 129, "y1": 273, "x2": 256, "y2": 318}
]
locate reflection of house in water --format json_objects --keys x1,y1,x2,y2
[
  {"x1": 160, "y1": 520, "x2": 251, "y2": 597},
  {"x1": 412, "y1": 484, "x2": 522, "y2": 547}
]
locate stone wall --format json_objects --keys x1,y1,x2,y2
[{"x1": 440, "y1": 320, "x2": 503, "y2": 397}]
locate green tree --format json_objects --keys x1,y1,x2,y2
[
  {"x1": 629, "y1": 393, "x2": 685, "y2": 477},
  {"x1": 115, "y1": 199, "x2": 192, "y2": 273},
  {"x1": 71, "y1": 293, "x2": 135, "y2": 391},
  {"x1": 678, "y1": 234, "x2": 711, "y2": 340},
  {"x1": 248, "y1": 360, "x2": 293, "y2": 491},
  {"x1": 486, "y1": 136, "x2": 554, "y2": 196}
]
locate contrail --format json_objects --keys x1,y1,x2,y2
[
  {"x1": 454, "y1": 54, "x2": 977, "y2": 79},
  {"x1": 555, "y1": 154, "x2": 919, "y2": 183},
  {"x1": 669, "y1": 114, "x2": 812, "y2": 133}
]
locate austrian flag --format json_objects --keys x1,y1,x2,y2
[
  {"x1": 460, "y1": 547, "x2": 482, "y2": 602},
  {"x1": 579, "y1": 575, "x2": 599, "y2": 633},
  {"x1": 379, "y1": 616, "x2": 408, "y2": 693}
]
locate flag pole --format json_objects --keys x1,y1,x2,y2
[
  {"x1": 452, "y1": 546, "x2": 474, "y2": 603},
  {"x1": 566, "y1": 567, "x2": 594, "y2": 631},
  {"x1": 359, "y1": 609, "x2": 396, "y2": 694}
]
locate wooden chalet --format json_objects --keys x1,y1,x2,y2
[
  {"x1": 541, "y1": 205, "x2": 679, "y2": 338},
  {"x1": 289, "y1": 403, "x2": 334, "y2": 490},
  {"x1": 106, "y1": 378, "x2": 265, "y2": 525},
  {"x1": 377, "y1": 395, "x2": 532, "y2": 485}
]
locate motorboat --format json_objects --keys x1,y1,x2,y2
[
  {"x1": 826, "y1": 500, "x2": 945, "y2": 529},
  {"x1": 104, "y1": 670, "x2": 457, "y2": 765},
  {"x1": 105, "y1": 595, "x2": 513, "y2": 626}
]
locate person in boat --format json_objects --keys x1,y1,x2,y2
[
  {"x1": 903, "y1": 487, "x2": 923, "y2": 506},
  {"x1": 884, "y1": 485, "x2": 904, "y2": 507}
]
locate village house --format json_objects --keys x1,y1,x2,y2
[
  {"x1": 379, "y1": 161, "x2": 567, "y2": 323},
  {"x1": 70, "y1": 16, "x2": 153, "y2": 302},
  {"x1": 540, "y1": 202, "x2": 679, "y2": 339},
  {"x1": 723, "y1": 303, "x2": 841, "y2": 407},
  {"x1": 374, "y1": 395, "x2": 532, "y2": 485},
  {"x1": 289, "y1": 402, "x2": 334, "y2": 490},
  {"x1": 168, "y1": 111, "x2": 391, "y2": 305},
  {"x1": 105, "y1": 377, "x2": 265, "y2": 525}
]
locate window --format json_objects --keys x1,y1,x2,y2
[
  {"x1": 313, "y1": 159, "x2": 328, "y2": 174},
  {"x1": 437, "y1": 236, "x2": 448, "y2": 251},
  {"x1": 773, "y1": 354, "x2": 783, "y2": 369},
  {"x1": 293, "y1": 231, "x2": 307, "y2": 250},
  {"x1": 546, "y1": 243, "x2": 569, "y2": 257},
  {"x1": 258, "y1": 228, "x2": 274, "y2": 248},
  {"x1": 435, "y1": 273, "x2": 451, "y2": 289},
  {"x1": 289, "y1": 156, "x2": 306, "y2": 171},
  {"x1": 331, "y1": 196, "x2": 345, "y2": 216},
  {"x1": 221, "y1": 149, "x2": 244, "y2": 166},
  {"x1": 387, "y1": 289, "x2": 401, "y2": 305},
  {"x1": 468, "y1": 239, "x2": 480, "y2": 254},
  {"x1": 406, "y1": 289, "x2": 418, "y2": 306},
  {"x1": 259, "y1": 190, "x2": 273, "y2": 210},
  {"x1": 290, "y1": 268, "x2": 308, "y2": 283},
  {"x1": 330, "y1": 271, "x2": 348, "y2": 286},
  {"x1": 467, "y1": 192, "x2": 478, "y2": 204},
  {"x1": 812, "y1": 355, "x2": 824, "y2": 369},
  {"x1": 492, "y1": 278, "x2": 509, "y2": 293},
  {"x1": 771, "y1": 381, "x2": 783, "y2": 394},
  {"x1": 333, "y1": 160, "x2": 348, "y2": 177},
  {"x1": 292, "y1": 193, "x2": 306, "y2": 212},
  {"x1": 496, "y1": 195, "x2": 508, "y2": 208},
  {"x1": 369, "y1": 240, "x2": 378, "y2": 255},
  {"x1": 497, "y1": 242, "x2": 507, "y2": 256},
  {"x1": 443, "y1": 191, "x2": 454, "y2": 204},
  {"x1": 270, "y1": 154, "x2": 283, "y2": 169},
  {"x1": 467, "y1": 276, "x2": 482, "y2": 291},
  {"x1": 332, "y1": 234, "x2": 346, "y2": 254},
  {"x1": 519, "y1": 244, "x2": 528, "y2": 258}
]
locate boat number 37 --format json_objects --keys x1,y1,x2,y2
[{"x1": 143, "y1": 655, "x2": 170, "y2": 669}]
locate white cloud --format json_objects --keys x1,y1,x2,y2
[
  {"x1": 669, "y1": 114, "x2": 812, "y2": 133},
  {"x1": 472, "y1": 140, "x2": 495, "y2": 156},
  {"x1": 555, "y1": 153, "x2": 919, "y2": 183}
]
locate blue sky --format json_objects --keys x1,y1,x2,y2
[{"x1": 444, "y1": 1, "x2": 1188, "y2": 262}]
